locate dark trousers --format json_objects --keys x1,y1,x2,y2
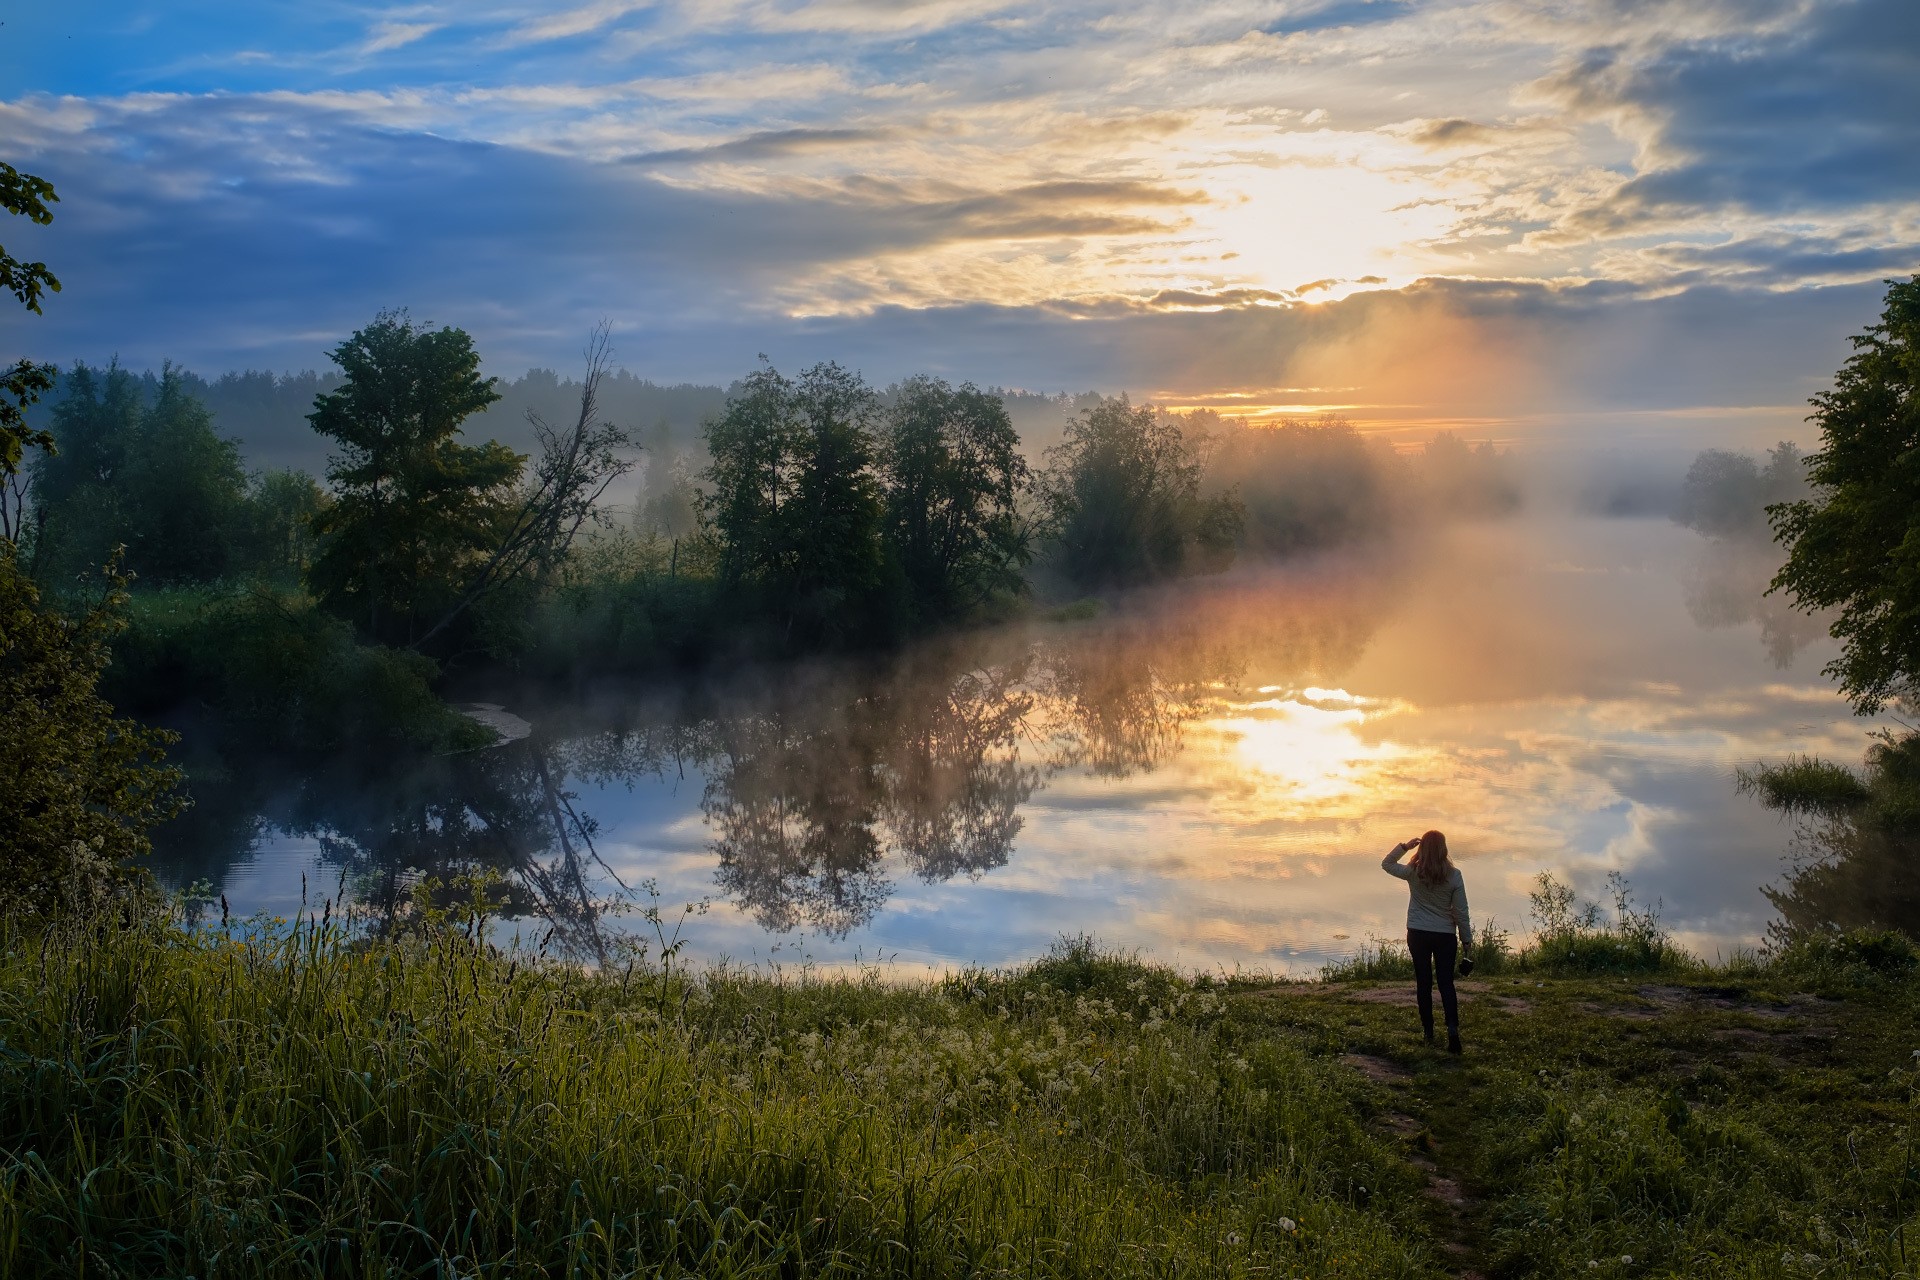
[{"x1": 1407, "y1": 929, "x2": 1459, "y2": 1035}]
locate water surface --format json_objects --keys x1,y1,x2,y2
[{"x1": 152, "y1": 515, "x2": 1878, "y2": 973}]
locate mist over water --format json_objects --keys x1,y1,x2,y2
[{"x1": 151, "y1": 508, "x2": 1875, "y2": 974}]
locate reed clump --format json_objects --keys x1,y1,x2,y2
[{"x1": 0, "y1": 912, "x2": 1428, "y2": 1278}]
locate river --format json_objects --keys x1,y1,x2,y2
[{"x1": 149, "y1": 513, "x2": 1880, "y2": 973}]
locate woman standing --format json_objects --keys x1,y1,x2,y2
[{"x1": 1381, "y1": 830, "x2": 1473, "y2": 1053}]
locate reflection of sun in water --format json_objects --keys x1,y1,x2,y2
[{"x1": 1219, "y1": 688, "x2": 1404, "y2": 803}]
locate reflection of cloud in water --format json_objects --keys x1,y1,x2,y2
[{"x1": 1223, "y1": 696, "x2": 1406, "y2": 802}]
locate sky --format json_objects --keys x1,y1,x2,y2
[{"x1": 3, "y1": 0, "x2": 1917, "y2": 439}]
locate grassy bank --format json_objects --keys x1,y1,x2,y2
[{"x1": 0, "y1": 906, "x2": 1914, "y2": 1279}]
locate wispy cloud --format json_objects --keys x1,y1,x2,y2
[
  {"x1": 360, "y1": 21, "x2": 442, "y2": 55},
  {"x1": 503, "y1": 1, "x2": 652, "y2": 45},
  {"x1": 625, "y1": 126, "x2": 901, "y2": 165}
]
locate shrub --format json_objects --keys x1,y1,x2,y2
[
  {"x1": 0, "y1": 549, "x2": 181, "y2": 917},
  {"x1": 1767, "y1": 926, "x2": 1918, "y2": 986},
  {"x1": 107, "y1": 585, "x2": 485, "y2": 753},
  {"x1": 1523, "y1": 873, "x2": 1690, "y2": 975}
]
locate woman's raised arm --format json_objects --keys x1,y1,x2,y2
[{"x1": 1381, "y1": 839, "x2": 1416, "y2": 880}]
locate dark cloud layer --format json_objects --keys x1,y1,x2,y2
[{"x1": 1544, "y1": 0, "x2": 1920, "y2": 233}]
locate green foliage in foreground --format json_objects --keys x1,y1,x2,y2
[
  {"x1": 0, "y1": 161, "x2": 59, "y2": 483},
  {"x1": 0, "y1": 918, "x2": 1426, "y2": 1279},
  {"x1": 6, "y1": 912, "x2": 1919, "y2": 1280},
  {"x1": 1769, "y1": 274, "x2": 1920, "y2": 714},
  {"x1": 0, "y1": 548, "x2": 182, "y2": 919}
]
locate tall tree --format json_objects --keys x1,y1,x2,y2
[
  {"x1": 121, "y1": 366, "x2": 251, "y2": 583},
  {"x1": 1, "y1": 169, "x2": 77, "y2": 555},
  {"x1": 879, "y1": 377, "x2": 1030, "y2": 626},
  {"x1": 704, "y1": 362, "x2": 803, "y2": 592},
  {"x1": 1210, "y1": 416, "x2": 1382, "y2": 557},
  {"x1": 1770, "y1": 276, "x2": 1920, "y2": 714},
  {"x1": 704, "y1": 360, "x2": 886, "y2": 643},
  {"x1": 31, "y1": 363, "x2": 253, "y2": 586},
  {"x1": 0, "y1": 163, "x2": 60, "y2": 537},
  {"x1": 0, "y1": 554, "x2": 183, "y2": 915},
  {"x1": 406, "y1": 326, "x2": 637, "y2": 651},
  {"x1": 246, "y1": 469, "x2": 329, "y2": 579},
  {"x1": 0, "y1": 164, "x2": 183, "y2": 914},
  {"x1": 27, "y1": 362, "x2": 141, "y2": 575},
  {"x1": 307, "y1": 311, "x2": 517, "y2": 646},
  {"x1": 1038, "y1": 398, "x2": 1241, "y2": 589}
]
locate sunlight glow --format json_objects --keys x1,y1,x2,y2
[{"x1": 1222, "y1": 692, "x2": 1404, "y2": 802}]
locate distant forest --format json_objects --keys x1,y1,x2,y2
[{"x1": 22, "y1": 362, "x2": 1094, "y2": 480}]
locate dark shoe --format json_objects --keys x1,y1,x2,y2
[
  {"x1": 1446, "y1": 1030, "x2": 1463, "y2": 1055},
  {"x1": 1423, "y1": 1029, "x2": 1436, "y2": 1047}
]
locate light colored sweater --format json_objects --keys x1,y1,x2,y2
[{"x1": 1382, "y1": 842, "x2": 1473, "y2": 948}]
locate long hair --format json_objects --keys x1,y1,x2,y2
[{"x1": 1411, "y1": 829, "x2": 1452, "y2": 885}]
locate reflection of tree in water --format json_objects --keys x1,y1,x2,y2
[
  {"x1": 158, "y1": 560, "x2": 1395, "y2": 948},
  {"x1": 179, "y1": 745, "x2": 630, "y2": 963},
  {"x1": 704, "y1": 705, "x2": 891, "y2": 937},
  {"x1": 694, "y1": 567, "x2": 1389, "y2": 935},
  {"x1": 1038, "y1": 567, "x2": 1384, "y2": 777},
  {"x1": 1682, "y1": 538, "x2": 1828, "y2": 668},
  {"x1": 699, "y1": 647, "x2": 1040, "y2": 937},
  {"x1": 883, "y1": 662, "x2": 1038, "y2": 883},
  {"x1": 1757, "y1": 733, "x2": 1920, "y2": 940},
  {"x1": 1767, "y1": 829, "x2": 1920, "y2": 941},
  {"x1": 1040, "y1": 633, "x2": 1210, "y2": 778}
]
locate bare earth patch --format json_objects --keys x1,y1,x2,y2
[
  {"x1": 1339, "y1": 1053, "x2": 1412, "y2": 1083},
  {"x1": 1635, "y1": 984, "x2": 1795, "y2": 1017}
]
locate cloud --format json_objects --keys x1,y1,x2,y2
[
  {"x1": 1634, "y1": 234, "x2": 1920, "y2": 285},
  {"x1": 360, "y1": 22, "x2": 442, "y2": 56},
  {"x1": 1409, "y1": 118, "x2": 1503, "y2": 148},
  {"x1": 625, "y1": 126, "x2": 900, "y2": 165},
  {"x1": 0, "y1": 94, "x2": 1207, "y2": 367},
  {"x1": 1532, "y1": 0, "x2": 1920, "y2": 236},
  {"x1": 504, "y1": 2, "x2": 653, "y2": 45},
  {"x1": 1146, "y1": 287, "x2": 1296, "y2": 310},
  {"x1": 1295, "y1": 276, "x2": 1386, "y2": 294}
]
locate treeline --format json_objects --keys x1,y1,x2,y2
[
  {"x1": 12, "y1": 311, "x2": 1524, "y2": 756},
  {"x1": 18, "y1": 362, "x2": 729, "y2": 476},
  {"x1": 21, "y1": 363, "x2": 326, "y2": 587},
  {"x1": 1673, "y1": 441, "x2": 1808, "y2": 540}
]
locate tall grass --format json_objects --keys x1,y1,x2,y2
[
  {"x1": 0, "y1": 914, "x2": 1431, "y2": 1278},
  {"x1": 1321, "y1": 873, "x2": 1694, "y2": 982}
]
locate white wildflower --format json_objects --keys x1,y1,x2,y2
[{"x1": 1276, "y1": 1216, "x2": 1297, "y2": 1233}]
